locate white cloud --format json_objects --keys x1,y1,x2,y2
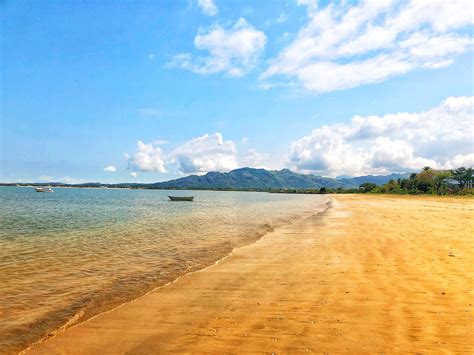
[
  {"x1": 442, "y1": 154, "x2": 474, "y2": 169},
  {"x1": 288, "y1": 96, "x2": 474, "y2": 176},
  {"x1": 242, "y1": 149, "x2": 269, "y2": 168},
  {"x1": 197, "y1": 0, "x2": 218, "y2": 16},
  {"x1": 262, "y1": 0, "x2": 473, "y2": 93},
  {"x1": 170, "y1": 18, "x2": 267, "y2": 77},
  {"x1": 127, "y1": 140, "x2": 167, "y2": 173},
  {"x1": 104, "y1": 165, "x2": 117, "y2": 172},
  {"x1": 127, "y1": 133, "x2": 274, "y2": 175},
  {"x1": 296, "y1": 0, "x2": 317, "y2": 13},
  {"x1": 148, "y1": 53, "x2": 155, "y2": 60},
  {"x1": 172, "y1": 133, "x2": 238, "y2": 174},
  {"x1": 130, "y1": 172, "x2": 138, "y2": 178}
]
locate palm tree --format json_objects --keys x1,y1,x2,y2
[
  {"x1": 452, "y1": 167, "x2": 473, "y2": 190},
  {"x1": 433, "y1": 172, "x2": 451, "y2": 195}
]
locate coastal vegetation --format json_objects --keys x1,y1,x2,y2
[
  {"x1": 357, "y1": 166, "x2": 473, "y2": 196},
  {"x1": 257, "y1": 167, "x2": 473, "y2": 196},
  {"x1": 271, "y1": 167, "x2": 473, "y2": 196}
]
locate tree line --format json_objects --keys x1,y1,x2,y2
[
  {"x1": 268, "y1": 166, "x2": 473, "y2": 195},
  {"x1": 359, "y1": 167, "x2": 473, "y2": 195}
]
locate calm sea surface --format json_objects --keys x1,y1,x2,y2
[{"x1": 0, "y1": 187, "x2": 327, "y2": 352}]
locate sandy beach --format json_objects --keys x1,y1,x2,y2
[{"x1": 26, "y1": 195, "x2": 474, "y2": 353}]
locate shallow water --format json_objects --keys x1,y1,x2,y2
[{"x1": 0, "y1": 187, "x2": 327, "y2": 353}]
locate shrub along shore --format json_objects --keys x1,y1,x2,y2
[{"x1": 269, "y1": 167, "x2": 473, "y2": 196}]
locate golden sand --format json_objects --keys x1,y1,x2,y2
[{"x1": 26, "y1": 195, "x2": 474, "y2": 353}]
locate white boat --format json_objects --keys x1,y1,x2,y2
[{"x1": 35, "y1": 187, "x2": 53, "y2": 192}]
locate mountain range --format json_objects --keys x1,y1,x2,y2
[
  {"x1": 3, "y1": 168, "x2": 410, "y2": 190},
  {"x1": 337, "y1": 173, "x2": 412, "y2": 187},
  {"x1": 150, "y1": 168, "x2": 409, "y2": 190}
]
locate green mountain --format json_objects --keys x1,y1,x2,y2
[
  {"x1": 152, "y1": 168, "x2": 350, "y2": 190},
  {"x1": 338, "y1": 173, "x2": 410, "y2": 186}
]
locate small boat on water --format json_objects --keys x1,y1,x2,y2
[
  {"x1": 168, "y1": 195, "x2": 193, "y2": 201},
  {"x1": 35, "y1": 187, "x2": 53, "y2": 193}
]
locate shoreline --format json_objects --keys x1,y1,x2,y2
[
  {"x1": 19, "y1": 198, "x2": 331, "y2": 354},
  {"x1": 26, "y1": 195, "x2": 474, "y2": 353},
  {"x1": 3, "y1": 185, "x2": 473, "y2": 198}
]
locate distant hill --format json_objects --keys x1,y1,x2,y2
[
  {"x1": 1, "y1": 168, "x2": 413, "y2": 190},
  {"x1": 151, "y1": 168, "x2": 349, "y2": 190},
  {"x1": 338, "y1": 173, "x2": 411, "y2": 187}
]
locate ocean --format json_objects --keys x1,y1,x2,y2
[{"x1": 0, "y1": 186, "x2": 328, "y2": 352}]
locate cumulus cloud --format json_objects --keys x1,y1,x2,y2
[
  {"x1": 242, "y1": 149, "x2": 269, "y2": 168},
  {"x1": 442, "y1": 154, "x2": 474, "y2": 169},
  {"x1": 127, "y1": 140, "x2": 167, "y2": 173},
  {"x1": 170, "y1": 18, "x2": 267, "y2": 77},
  {"x1": 126, "y1": 132, "x2": 272, "y2": 175},
  {"x1": 288, "y1": 96, "x2": 474, "y2": 176},
  {"x1": 197, "y1": 0, "x2": 218, "y2": 16},
  {"x1": 261, "y1": 0, "x2": 473, "y2": 93},
  {"x1": 172, "y1": 133, "x2": 238, "y2": 174},
  {"x1": 130, "y1": 172, "x2": 138, "y2": 178},
  {"x1": 104, "y1": 165, "x2": 117, "y2": 172}
]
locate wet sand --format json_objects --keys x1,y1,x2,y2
[{"x1": 26, "y1": 195, "x2": 474, "y2": 353}]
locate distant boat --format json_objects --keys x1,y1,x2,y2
[
  {"x1": 168, "y1": 195, "x2": 193, "y2": 201},
  {"x1": 35, "y1": 187, "x2": 53, "y2": 193}
]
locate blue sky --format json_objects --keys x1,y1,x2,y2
[{"x1": 2, "y1": 0, "x2": 473, "y2": 183}]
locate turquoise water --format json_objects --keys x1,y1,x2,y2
[{"x1": 0, "y1": 187, "x2": 327, "y2": 353}]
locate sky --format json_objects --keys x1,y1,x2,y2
[{"x1": 1, "y1": 0, "x2": 473, "y2": 183}]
